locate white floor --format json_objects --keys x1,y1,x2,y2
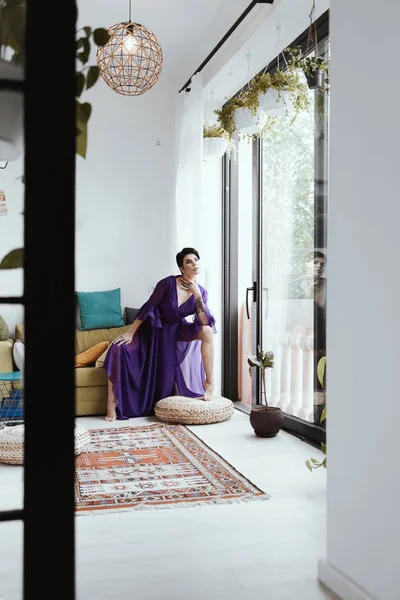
[{"x1": 0, "y1": 410, "x2": 336, "y2": 600}]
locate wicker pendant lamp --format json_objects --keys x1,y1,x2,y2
[{"x1": 96, "y1": 1, "x2": 163, "y2": 96}]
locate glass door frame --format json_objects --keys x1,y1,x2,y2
[
  {"x1": 222, "y1": 11, "x2": 330, "y2": 447},
  {"x1": 222, "y1": 138, "x2": 261, "y2": 407}
]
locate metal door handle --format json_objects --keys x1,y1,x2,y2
[{"x1": 246, "y1": 282, "x2": 257, "y2": 320}]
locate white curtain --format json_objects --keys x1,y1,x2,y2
[{"x1": 174, "y1": 73, "x2": 203, "y2": 251}]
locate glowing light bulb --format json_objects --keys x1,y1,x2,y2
[{"x1": 123, "y1": 34, "x2": 138, "y2": 53}]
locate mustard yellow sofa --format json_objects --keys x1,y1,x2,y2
[{"x1": 6, "y1": 324, "x2": 132, "y2": 416}]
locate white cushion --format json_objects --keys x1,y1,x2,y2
[
  {"x1": 155, "y1": 396, "x2": 234, "y2": 425},
  {"x1": 13, "y1": 340, "x2": 24, "y2": 371}
]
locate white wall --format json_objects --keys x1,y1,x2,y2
[
  {"x1": 318, "y1": 1, "x2": 400, "y2": 599},
  {"x1": 75, "y1": 1, "x2": 179, "y2": 310},
  {"x1": 75, "y1": 74, "x2": 178, "y2": 312}
]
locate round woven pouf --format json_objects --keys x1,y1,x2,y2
[
  {"x1": 0, "y1": 423, "x2": 91, "y2": 465},
  {"x1": 0, "y1": 424, "x2": 24, "y2": 465},
  {"x1": 155, "y1": 396, "x2": 234, "y2": 425},
  {"x1": 75, "y1": 423, "x2": 91, "y2": 456}
]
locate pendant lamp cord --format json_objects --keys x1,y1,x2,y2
[{"x1": 129, "y1": 0, "x2": 132, "y2": 23}]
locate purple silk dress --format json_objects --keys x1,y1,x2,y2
[{"x1": 103, "y1": 275, "x2": 216, "y2": 420}]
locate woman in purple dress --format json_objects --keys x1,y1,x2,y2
[{"x1": 103, "y1": 248, "x2": 216, "y2": 421}]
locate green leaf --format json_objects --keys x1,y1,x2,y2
[
  {"x1": 77, "y1": 37, "x2": 90, "y2": 64},
  {"x1": 0, "y1": 248, "x2": 23, "y2": 269},
  {"x1": 83, "y1": 26, "x2": 92, "y2": 37},
  {"x1": 75, "y1": 101, "x2": 92, "y2": 159},
  {"x1": 76, "y1": 119, "x2": 88, "y2": 159},
  {"x1": 305, "y1": 460, "x2": 313, "y2": 473},
  {"x1": 76, "y1": 72, "x2": 85, "y2": 97},
  {"x1": 320, "y1": 405, "x2": 326, "y2": 423},
  {"x1": 76, "y1": 37, "x2": 85, "y2": 51},
  {"x1": 321, "y1": 443, "x2": 327, "y2": 454},
  {"x1": 317, "y1": 356, "x2": 326, "y2": 389},
  {"x1": 310, "y1": 458, "x2": 320, "y2": 465},
  {"x1": 76, "y1": 101, "x2": 92, "y2": 124},
  {"x1": 247, "y1": 356, "x2": 262, "y2": 368},
  {"x1": 93, "y1": 28, "x2": 110, "y2": 47},
  {"x1": 86, "y1": 66, "x2": 99, "y2": 90}
]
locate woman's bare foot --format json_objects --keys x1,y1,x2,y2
[
  {"x1": 105, "y1": 398, "x2": 117, "y2": 422},
  {"x1": 202, "y1": 380, "x2": 214, "y2": 401}
]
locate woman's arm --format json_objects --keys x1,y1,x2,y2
[
  {"x1": 179, "y1": 277, "x2": 211, "y2": 327},
  {"x1": 194, "y1": 295, "x2": 208, "y2": 326},
  {"x1": 128, "y1": 318, "x2": 143, "y2": 336}
]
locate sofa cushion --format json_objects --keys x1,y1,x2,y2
[
  {"x1": 15, "y1": 322, "x2": 130, "y2": 356},
  {"x1": 0, "y1": 339, "x2": 13, "y2": 373},
  {"x1": 75, "y1": 341, "x2": 109, "y2": 368},
  {"x1": 15, "y1": 324, "x2": 24, "y2": 342},
  {"x1": 76, "y1": 288, "x2": 125, "y2": 331},
  {"x1": 75, "y1": 366, "x2": 108, "y2": 388},
  {"x1": 75, "y1": 325, "x2": 131, "y2": 354},
  {"x1": 13, "y1": 340, "x2": 24, "y2": 371},
  {"x1": 124, "y1": 307, "x2": 139, "y2": 325},
  {"x1": 0, "y1": 315, "x2": 9, "y2": 341},
  {"x1": 95, "y1": 346, "x2": 110, "y2": 368}
]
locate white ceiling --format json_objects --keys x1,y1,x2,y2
[{"x1": 77, "y1": 0, "x2": 254, "y2": 84}]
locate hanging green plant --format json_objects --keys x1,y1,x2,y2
[
  {"x1": 203, "y1": 123, "x2": 237, "y2": 156},
  {"x1": 214, "y1": 96, "x2": 245, "y2": 138},
  {"x1": 286, "y1": 46, "x2": 329, "y2": 92},
  {"x1": 249, "y1": 70, "x2": 310, "y2": 116},
  {"x1": 203, "y1": 123, "x2": 229, "y2": 139},
  {"x1": 214, "y1": 67, "x2": 310, "y2": 140}
]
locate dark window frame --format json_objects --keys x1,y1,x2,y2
[{"x1": 222, "y1": 11, "x2": 329, "y2": 446}]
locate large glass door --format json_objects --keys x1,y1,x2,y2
[
  {"x1": 229, "y1": 38, "x2": 329, "y2": 442},
  {"x1": 260, "y1": 45, "x2": 329, "y2": 429}
]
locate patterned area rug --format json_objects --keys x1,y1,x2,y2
[{"x1": 75, "y1": 423, "x2": 268, "y2": 514}]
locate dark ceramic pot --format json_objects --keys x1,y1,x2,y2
[
  {"x1": 250, "y1": 406, "x2": 283, "y2": 438},
  {"x1": 306, "y1": 69, "x2": 323, "y2": 90}
]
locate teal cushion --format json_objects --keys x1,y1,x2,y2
[{"x1": 76, "y1": 288, "x2": 125, "y2": 331}]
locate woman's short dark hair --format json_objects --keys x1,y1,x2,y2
[{"x1": 176, "y1": 247, "x2": 200, "y2": 268}]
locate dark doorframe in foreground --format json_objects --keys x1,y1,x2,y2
[{"x1": 0, "y1": 1, "x2": 76, "y2": 597}]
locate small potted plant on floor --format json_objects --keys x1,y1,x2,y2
[{"x1": 247, "y1": 348, "x2": 283, "y2": 437}]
